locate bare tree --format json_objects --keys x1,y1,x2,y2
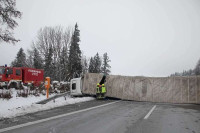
[
  {"x1": 0, "y1": 0, "x2": 22, "y2": 44},
  {"x1": 28, "y1": 26, "x2": 72, "y2": 81}
]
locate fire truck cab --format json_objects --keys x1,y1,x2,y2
[
  {"x1": 0, "y1": 66, "x2": 22, "y2": 88},
  {"x1": 0, "y1": 65, "x2": 44, "y2": 89}
]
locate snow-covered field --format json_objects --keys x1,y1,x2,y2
[{"x1": 0, "y1": 89, "x2": 95, "y2": 119}]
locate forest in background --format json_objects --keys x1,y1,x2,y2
[{"x1": 10, "y1": 24, "x2": 111, "y2": 81}]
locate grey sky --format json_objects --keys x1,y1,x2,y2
[{"x1": 0, "y1": 0, "x2": 200, "y2": 77}]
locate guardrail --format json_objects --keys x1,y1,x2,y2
[{"x1": 36, "y1": 91, "x2": 70, "y2": 104}]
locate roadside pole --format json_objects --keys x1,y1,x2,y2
[{"x1": 45, "y1": 77, "x2": 50, "y2": 99}]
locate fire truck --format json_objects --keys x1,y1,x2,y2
[{"x1": 0, "y1": 65, "x2": 44, "y2": 89}]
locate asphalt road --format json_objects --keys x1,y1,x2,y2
[{"x1": 0, "y1": 99, "x2": 200, "y2": 133}]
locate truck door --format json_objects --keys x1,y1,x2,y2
[
  {"x1": 15, "y1": 69, "x2": 22, "y2": 81},
  {"x1": 5, "y1": 68, "x2": 13, "y2": 81}
]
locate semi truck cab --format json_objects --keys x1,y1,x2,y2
[
  {"x1": 70, "y1": 77, "x2": 83, "y2": 96},
  {"x1": 70, "y1": 74, "x2": 106, "y2": 97}
]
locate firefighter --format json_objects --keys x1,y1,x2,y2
[
  {"x1": 96, "y1": 75, "x2": 107, "y2": 99},
  {"x1": 101, "y1": 84, "x2": 106, "y2": 98},
  {"x1": 96, "y1": 83, "x2": 106, "y2": 99},
  {"x1": 96, "y1": 83, "x2": 101, "y2": 99}
]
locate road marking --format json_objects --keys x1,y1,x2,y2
[
  {"x1": 144, "y1": 105, "x2": 156, "y2": 119},
  {"x1": 0, "y1": 101, "x2": 120, "y2": 133}
]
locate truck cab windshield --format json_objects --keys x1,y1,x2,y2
[{"x1": 0, "y1": 68, "x2": 5, "y2": 74}]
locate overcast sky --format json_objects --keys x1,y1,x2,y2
[{"x1": 0, "y1": 0, "x2": 200, "y2": 77}]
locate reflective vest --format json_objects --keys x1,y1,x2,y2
[
  {"x1": 96, "y1": 84, "x2": 106, "y2": 93},
  {"x1": 96, "y1": 84, "x2": 100, "y2": 93},
  {"x1": 102, "y1": 84, "x2": 106, "y2": 93},
  {"x1": 102, "y1": 86, "x2": 106, "y2": 93}
]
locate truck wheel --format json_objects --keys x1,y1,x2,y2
[{"x1": 8, "y1": 82, "x2": 17, "y2": 89}]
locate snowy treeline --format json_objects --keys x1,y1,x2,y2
[
  {"x1": 171, "y1": 59, "x2": 200, "y2": 76},
  {"x1": 88, "y1": 52, "x2": 111, "y2": 75},
  {"x1": 11, "y1": 24, "x2": 111, "y2": 81}
]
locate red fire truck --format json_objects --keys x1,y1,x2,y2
[{"x1": 0, "y1": 66, "x2": 44, "y2": 89}]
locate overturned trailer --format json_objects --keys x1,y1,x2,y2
[{"x1": 71, "y1": 73, "x2": 200, "y2": 104}]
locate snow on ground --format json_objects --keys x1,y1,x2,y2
[{"x1": 0, "y1": 89, "x2": 95, "y2": 119}]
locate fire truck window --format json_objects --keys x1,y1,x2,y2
[
  {"x1": 8, "y1": 69, "x2": 13, "y2": 74},
  {"x1": 16, "y1": 69, "x2": 21, "y2": 76},
  {"x1": 72, "y1": 83, "x2": 76, "y2": 90},
  {"x1": 0, "y1": 68, "x2": 5, "y2": 74}
]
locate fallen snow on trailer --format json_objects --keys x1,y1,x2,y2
[{"x1": 0, "y1": 89, "x2": 94, "y2": 119}]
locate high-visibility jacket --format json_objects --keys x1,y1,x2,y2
[
  {"x1": 96, "y1": 84, "x2": 100, "y2": 93},
  {"x1": 102, "y1": 84, "x2": 106, "y2": 93},
  {"x1": 96, "y1": 83, "x2": 106, "y2": 93}
]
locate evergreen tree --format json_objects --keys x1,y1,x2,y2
[
  {"x1": 101, "y1": 52, "x2": 111, "y2": 75},
  {"x1": 26, "y1": 49, "x2": 34, "y2": 68},
  {"x1": 93, "y1": 53, "x2": 101, "y2": 73},
  {"x1": 44, "y1": 46, "x2": 53, "y2": 79},
  {"x1": 195, "y1": 59, "x2": 200, "y2": 75},
  {"x1": 68, "y1": 23, "x2": 82, "y2": 79},
  {"x1": 26, "y1": 54, "x2": 34, "y2": 68},
  {"x1": 33, "y1": 48, "x2": 43, "y2": 69},
  {"x1": 11, "y1": 48, "x2": 27, "y2": 67},
  {"x1": 171, "y1": 58, "x2": 199, "y2": 76},
  {"x1": 81, "y1": 55, "x2": 88, "y2": 74},
  {"x1": 89, "y1": 57, "x2": 95, "y2": 73},
  {"x1": 60, "y1": 46, "x2": 68, "y2": 81}
]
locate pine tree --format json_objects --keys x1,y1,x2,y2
[
  {"x1": 11, "y1": 48, "x2": 27, "y2": 67},
  {"x1": 33, "y1": 48, "x2": 43, "y2": 69},
  {"x1": 89, "y1": 57, "x2": 95, "y2": 73},
  {"x1": 101, "y1": 52, "x2": 111, "y2": 75},
  {"x1": 68, "y1": 23, "x2": 82, "y2": 79},
  {"x1": 44, "y1": 46, "x2": 53, "y2": 79},
  {"x1": 93, "y1": 53, "x2": 101, "y2": 73},
  {"x1": 81, "y1": 55, "x2": 88, "y2": 74},
  {"x1": 26, "y1": 54, "x2": 34, "y2": 68},
  {"x1": 60, "y1": 46, "x2": 68, "y2": 81},
  {"x1": 195, "y1": 59, "x2": 200, "y2": 75}
]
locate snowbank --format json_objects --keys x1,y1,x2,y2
[{"x1": 0, "y1": 89, "x2": 95, "y2": 119}]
